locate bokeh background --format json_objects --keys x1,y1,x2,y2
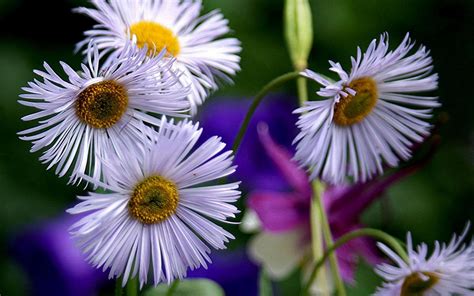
[{"x1": 1, "y1": 0, "x2": 473, "y2": 295}]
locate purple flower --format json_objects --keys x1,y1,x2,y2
[
  {"x1": 199, "y1": 95, "x2": 299, "y2": 192},
  {"x1": 10, "y1": 214, "x2": 259, "y2": 296},
  {"x1": 247, "y1": 124, "x2": 430, "y2": 283},
  {"x1": 188, "y1": 249, "x2": 259, "y2": 296},
  {"x1": 10, "y1": 214, "x2": 107, "y2": 296}
]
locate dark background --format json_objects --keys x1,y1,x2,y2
[{"x1": 0, "y1": 0, "x2": 473, "y2": 295}]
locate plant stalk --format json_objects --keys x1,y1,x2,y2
[
  {"x1": 231, "y1": 71, "x2": 301, "y2": 154},
  {"x1": 302, "y1": 228, "x2": 409, "y2": 295},
  {"x1": 312, "y1": 181, "x2": 346, "y2": 296}
]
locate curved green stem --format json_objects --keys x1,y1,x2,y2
[
  {"x1": 166, "y1": 280, "x2": 180, "y2": 296},
  {"x1": 231, "y1": 71, "x2": 301, "y2": 154},
  {"x1": 302, "y1": 228, "x2": 409, "y2": 295},
  {"x1": 312, "y1": 181, "x2": 346, "y2": 296}
]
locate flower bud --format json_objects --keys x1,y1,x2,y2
[{"x1": 284, "y1": 0, "x2": 314, "y2": 70}]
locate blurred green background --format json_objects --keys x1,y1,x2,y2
[{"x1": 0, "y1": 0, "x2": 473, "y2": 295}]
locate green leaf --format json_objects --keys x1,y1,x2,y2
[{"x1": 144, "y1": 279, "x2": 225, "y2": 296}]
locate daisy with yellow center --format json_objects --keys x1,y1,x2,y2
[
  {"x1": 129, "y1": 21, "x2": 181, "y2": 57},
  {"x1": 75, "y1": 0, "x2": 242, "y2": 115},
  {"x1": 67, "y1": 118, "x2": 241, "y2": 287},
  {"x1": 19, "y1": 42, "x2": 190, "y2": 184},
  {"x1": 294, "y1": 33, "x2": 440, "y2": 184},
  {"x1": 374, "y1": 224, "x2": 474, "y2": 295}
]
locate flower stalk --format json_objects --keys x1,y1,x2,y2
[
  {"x1": 302, "y1": 228, "x2": 409, "y2": 295},
  {"x1": 115, "y1": 279, "x2": 123, "y2": 296},
  {"x1": 309, "y1": 191, "x2": 331, "y2": 296},
  {"x1": 166, "y1": 280, "x2": 180, "y2": 296},
  {"x1": 126, "y1": 277, "x2": 138, "y2": 296},
  {"x1": 312, "y1": 181, "x2": 347, "y2": 296},
  {"x1": 231, "y1": 71, "x2": 301, "y2": 154}
]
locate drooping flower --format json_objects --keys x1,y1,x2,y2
[
  {"x1": 245, "y1": 123, "x2": 438, "y2": 286},
  {"x1": 374, "y1": 225, "x2": 474, "y2": 295},
  {"x1": 19, "y1": 42, "x2": 190, "y2": 184},
  {"x1": 75, "y1": 0, "x2": 241, "y2": 114},
  {"x1": 67, "y1": 117, "x2": 240, "y2": 287},
  {"x1": 294, "y1": 33, "x2": 439, "y2": 184}
]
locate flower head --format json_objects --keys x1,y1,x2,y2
[
  {"x1": 294, "y1": 33, "x2": 439, "y2": 184},
  {"x1": 19, "y1": 42, "x2": 190, "y2": 184},
  {"x1": 67, "y1": 117, "x2": 240, "y2": 287},
  {"x1": 76, "y1": 0, "x2": 241, "y2": 114},
  {"x1": 375, "y1": 225, "x2": 474, "y2": 295}
]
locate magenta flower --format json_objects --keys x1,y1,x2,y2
[{"x1": 246, "y1": 123, "x2": 431, "y2": 284}]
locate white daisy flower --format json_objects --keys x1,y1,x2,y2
[
  {"x1": 67, "y1": 117, "x2": 240, "y2": 287},
  {"x1": 75, "y1": 0, "x2": 242, "y2": 115},
  {"x1": 19, "y1": 42, "x2": 190, "y2": 184},
  {"x1": 294, "y1": 33, "x2": 440, "y2": 184},
  {"x1": 375, "y1": 225, "x2": 474, "y2": 295}
]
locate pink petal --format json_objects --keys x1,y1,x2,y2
[
  {"x1": 257, "y1": 123, "x2": 311, "y2": 197},
  {"x1": 248, "y1": 191, "x2": 309, "y2": 233}
]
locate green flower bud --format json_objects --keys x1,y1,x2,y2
[{"x1": 284, "y1": 0, "x2": 314, "y2": 70}]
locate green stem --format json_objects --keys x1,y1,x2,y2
[
  {"x1": 125, "y1": 277, "x2": 138, "y2": 296},
  {"x1": 115, "y1": 278, "x2": 123, "y2": 296},
  {"x1": 259, "y1": 269, "x2": 273, "y2": 296},
  {"x1": 302, "y1": 228, "x2": 409, "y2": 295},
  {"x1": 312, "y1": 181, "x2": 346, "y2": 296},
  {"x1": 296, "y1": 74, "x2": 308, "y2": 106},
  {"x1": 166, "y1": 280, "x2": 180, "y2": 296},
  {"x1": 231, "y1": 71, "x2": 301, "y2": 154},
  {"x1": 309, "y1": 192, "x2": 330, "y2": 296}
]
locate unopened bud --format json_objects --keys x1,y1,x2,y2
[{"x1": 284, "y1": 0, "x2": 314, "y2": 70}]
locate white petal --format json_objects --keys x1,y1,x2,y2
[{"x1": 248, "y1": 228, "x2": 308, "y2": 279}]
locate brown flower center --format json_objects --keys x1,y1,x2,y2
[
  {"x1": 75, "y1": 80, "x2": 128, "y2": 129},
  {"x1": 128, "y1": 175, "x2": 179, "y2": 224},
  {"x1": 400, "y1": 271, "x2": 439, "y2": 296},
  {"x1": 333, "y1": 77, "x2": 378, "y2": 126}
]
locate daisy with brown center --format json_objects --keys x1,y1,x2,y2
[
  {"x1": 294, "y1": 33, "x2": 440, "y2": 184},
  {"x1": 75, "y1": 0, "x2": 241, "y2": 115},
  {"x1": 67, "y1": 117, "x2": 240, "y2": 287},
  {"x1": 19, "y1": 42, "x2": 190, "y2": 184},
  {"x1": 374, "y1": 224, "x2": 474, "y2": 295}
]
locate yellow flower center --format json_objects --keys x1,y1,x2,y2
[
  {"x1": 129, "y1": 21, "x2": 180, "y2": 57},
  {"x1": 400, "y1": 272, "x2": 439, "y2": 296},
  {"x1": 75, "y1": 80, "x2": 128, "y2": 129},
  {"x1": 333, "y1": 77, "x2": 378, "y2": 126},
  {"x1": 128, "y1": 175, "x2": 179, "y2": 224}
]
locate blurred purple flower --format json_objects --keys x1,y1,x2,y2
[
  {"x1": 10, "y1": 213, "x2": 259, "y2": 296},
  {"x1": 188, "y1": 249, "x2": 259, "y2": 296},
  {"x1": 9, "y1": 214, "x2": 107, "y2": 296},
  {"x1": 199, "y1": 94, "x2": 299, "y2": 192}
]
